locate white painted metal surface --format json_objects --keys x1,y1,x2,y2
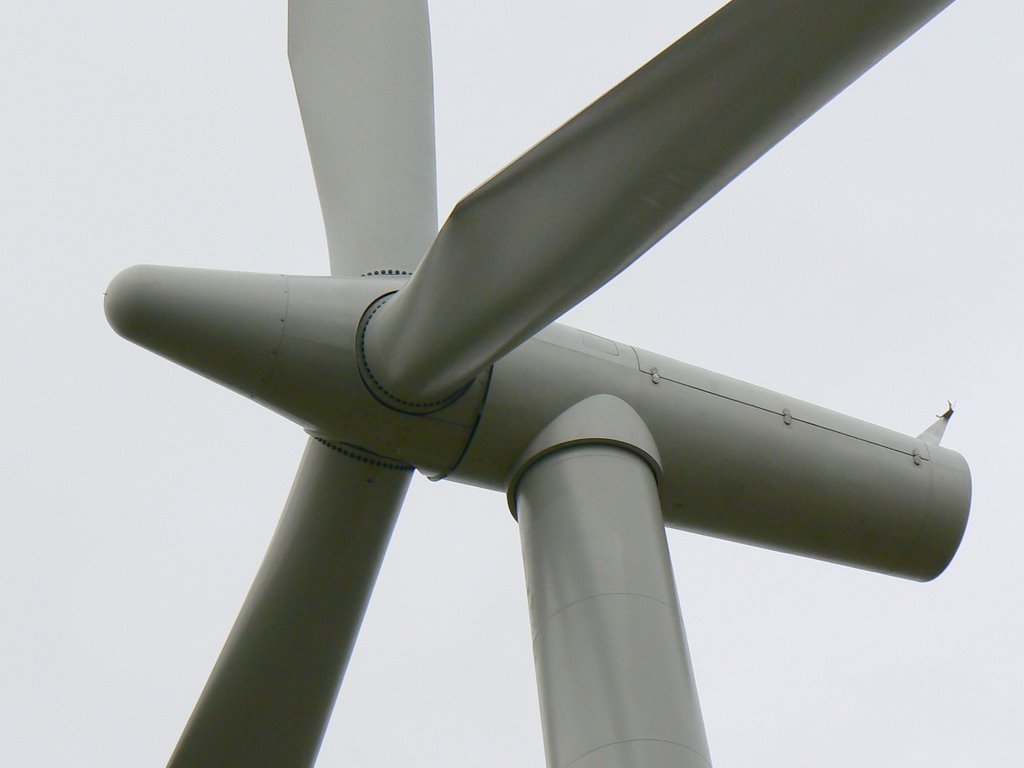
[{"x1": 98, "y1": 2, "x2": 975, "y2": 765}]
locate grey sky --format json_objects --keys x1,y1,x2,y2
[{"x1": 2, "y1": 2, "x2": 1021, "y2": 766}]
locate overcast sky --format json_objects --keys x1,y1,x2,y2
[{"x1": 3, "y1": 2, "x2": 1022, "y2": 766}]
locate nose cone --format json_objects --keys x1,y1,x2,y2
[
  {"x1": 105, "y1": 265, "x2": 289, "y2": 398},
  {"x1": 104, "y1": 265, "x2": 175, "y2": 342}
]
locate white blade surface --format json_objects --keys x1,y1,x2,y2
[
  {"x1": 363, "y1": 0, "x2": 955, "y2": 405},
  {"x1": 290, "y1": 0, "x2": 437, "y2": 277},
  {"x1": 167, "y1": 438, "x2": 412, "y2": 768}
]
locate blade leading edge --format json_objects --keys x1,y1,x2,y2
[
  {"x1": 362, "y1": 0, "x2": 955, "y2": 405},
  {"x1": 289, "y1": 0, "x2": 437, "y2": 277},
  {"x1": 167, "y1": 438, "x2": 413, "y2": 768}
]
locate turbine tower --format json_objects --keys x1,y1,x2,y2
[{"x1": 104, "y1": 2, "x2": 971, "y2": 766}]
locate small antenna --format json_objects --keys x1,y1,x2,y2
[{"x1": 919, "y1": 401, "x2": 956, "y2": 446}]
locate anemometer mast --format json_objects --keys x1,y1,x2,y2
[{"x1": 106, "y1": 1, "x2": 968, "y2": 766}]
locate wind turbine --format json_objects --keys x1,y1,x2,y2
[{"x1": 103, "y1": 2, "x2": 971, "y2": 767}]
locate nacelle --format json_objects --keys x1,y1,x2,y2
[
  {"x1": 106, "y1": 266, "x2": 969, "y2": 581},
  {"x1": 458, "y1": 325, "x2": 970, "y2": 581}
]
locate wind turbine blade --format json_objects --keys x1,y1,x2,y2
[
  {"x1": 363, "y1": 0, "x2": 954, "y2": 406},
  {"x1": 289, "y1": 1, "x2": 437, "y2": 277},
  {"x1": 167, "y1": 438, "x2": 412, "y2": 768}
]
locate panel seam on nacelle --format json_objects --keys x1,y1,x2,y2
[{"x1": 637, "y1": 366, "x2": 927, "y2": 461}]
